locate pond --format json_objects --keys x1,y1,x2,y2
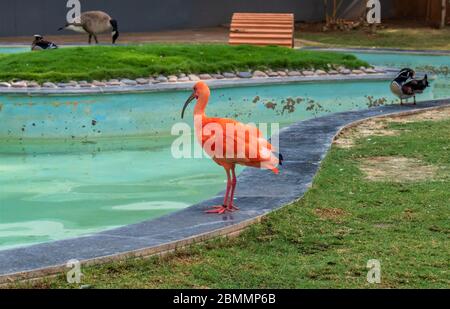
[{"x1": 0, "y1": 51, "x2": 449, "y2": 250}]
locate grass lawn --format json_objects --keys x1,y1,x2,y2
[
  {"x1": 10, "y1": 109, "x2": 449, "y2": 289},
  {"x1": 0, "y1": 44, "x2": 368, "y2": 83},
  {"x1": 298, "y1": 25, "x2": 450, "y2": 50}
]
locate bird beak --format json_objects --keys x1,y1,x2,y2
[{"x1": 181, "y1": 92, "x2": 196, "y2": 119}]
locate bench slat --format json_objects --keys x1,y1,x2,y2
[{"x1": 229, "y1": 12, "x2": 294, "y2": 48}]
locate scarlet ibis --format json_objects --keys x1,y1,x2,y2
[{"x1": 181, "y1": 82, "x2": 283, "y2": 214}]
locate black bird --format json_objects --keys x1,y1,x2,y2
[
  {"x1": 390, "y1": 68, "x2": 429, "y2": 105},
  {"x1": 31, "y1": 35, "x2": 58, "y2": 51}
]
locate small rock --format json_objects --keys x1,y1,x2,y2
[
  {"x1": 267, "y1": 71, "x2": 279, "y2": 77},
  {"x1": 178, "y1": 73, "x2": 186, "y2": 78},
  {"x1": 26, "y1": 81, "x2": 40, "y2": 88},
  {"x1": 92, "y1": 81, "x2": 106, "y2": 87},
  {"x1": 277, "y1": 71, "x2": 287, "y2": 77},
  {"x1": 237, "y1": 72, "x2": 252, "y2": 78},
  {"x1": 302, "y1": 70, "x2": 314, "y2": 76},
  {"x1": 157, "y1": 75, "x2": 168, "y2": 83},
  {"x1": 211, "y1": 74, "x2": 224, "y2": 79},
  {"x1": 351, "y1": 69, "x2": 365, "y2": 75},
  {"x1": 42, "y1": 82, "x2": 57, "y2": 88},
  {"x1": 78, "y1": 80, "x2": 88, "y2": 85},
  {"x1": 168, "y1": 75, "x2": 178, "y2": 83},
  {"x1": 199, "y1": 74, "x2": 212, "y2": 80},
  {"x1": 328, "y1": 70, "x2": 339, "y2": 75},
  {"x1": 339, "y1": 68, "x2": 352, "y2": 75},
  {"x1": 11, "y1": 81, "x2": 28, "y2": 88},
  {"x1": 109, "y1": 79, "x2": 119, "y2": 82},
  {"x1": 253, "y1": 70, "x2": 268, "y2": 78},
  {"x1": 136, "y1": 78, "x2": 149, "y2": 85},
  {"x1": 106, "y1": 81, "x2": 122, "y2": 86},
  {"x1": 0, "y1": 82, "x2": 11, "y2": 88},
  {"x1": 223, "y1": 72, "x2": 236, "y2": 78},
  {"x1": 364, "y1": 68, "x2": 378, "y2": 74},
  {"x1": 178, "y1": 77, "x2": 190, "y2": 82},
  {"x1": 288, "y1": 71, "x2": 302, "y2": 76},
  {"x1": 121, "y1": 79, "x2": 137, "y2": 86},
  {"x1": 68, "y1": 81, "x2": 79, "y2": 87},
  {"x1": 315, "y1": 69, "x2": 327, "y2": 76},
  {"x1": 188, "y1": 74, "x2": 200, "y2": 81},
  {"x1": 79, "y1": 83, "x2": 92, "y2": 88}
]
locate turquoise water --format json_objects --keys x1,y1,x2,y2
[
  {"x1": 0, "y1": 47, "x2": 29, "y2": 54},
  {"x1": 1, "y1": 52, "x2": 449, "y2": 250}
]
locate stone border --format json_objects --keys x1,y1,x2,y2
[
  {"x1": 301, "y1": 46, "x2": 450, "y2": 56},
  {"x1": 0, "y1": 68, "x2": 393, "y2": 95},
  {"x1": 0, "y1": 99, "x2": 448, "y2": 284}
]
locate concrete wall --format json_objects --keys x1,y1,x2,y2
[{"x1": 0, "y1": 0, "x2": 395, "y2": 37}]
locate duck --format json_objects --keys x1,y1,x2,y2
[
  {"x1": 390, "y1": 68, "x2": 429, "y2": 105},
  {"x1": 58, "y1": 11, "x2": 119, "y2": 44},
  {"x1": 31, "y1": 35, "x2": 58, "y2": 51}
]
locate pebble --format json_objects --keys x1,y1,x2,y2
[
  {"x1": 267, "y1": 71, "x2": 279, "y2": 77},
  {"x1": 315, "y1": 70, "x2": 327, "y2": 76},
  {"x1": 188, "y1": 74, "x2": 200, "y2": 81},
  {"x1": 277, "y1": 71, "x2": 287, "y2": 77},
  {"x1": 157, "y1": 75, "x2": 168, "y2": 83},
  {"x1": 253, "y1": 70, "x2": 268, "y2": 78},
  {"x1": 92, "y1": 81, "x2": 106, "y2": 87},
  {"x1": 178, "y1": 73, "x2": 186, "y2": 78},
  {"x1": 211, "y1": 74, "x2": 224, "y2": 79},
  {"x1": 351, "y1": 69, "x2": 365, "y2": 75},
  {"x1": 121, "y1": 79, "x2": 137, "y2": 86},
  {"x1": 11, "y1": 81, "x2": 27, "y2": 88},
  {"x1": 364, "y1": 68, "x2": 378, "y2": 74},
  {"x1": 199, "y1": 73, "x2": 212, "y2": 80},
  {"x1": 339, "y1": 68, "x2": 352, "y2": 75},
  {"x1": 223, "y1": 72, "x2": 236, "y2": 78},
  {"x1": 26, "y1": 81, "x2": 40, "y2": 88},
  {"x1": 178, "y1": 77, "x2": 190, "y2": 82},
  {"x1": 237, "y1": 72, "x2": 252, "y2": 78},
  {"x1": 301, "y1": 70, "x2": 314, "y2": 76},
  {"x1": 328, "y1": 70, "x2": 339, "y2": 75},
  {"x1": 42, "y1": 82, "x2": 57, "y2": 88},
  {"x1": 79, "y1": 83, "x2": 92, "y2": 88},
  {"x1": 0, "y1": 82, "x2": 11, "y2": 87},
  {"x1": 107, "y1": 81, "x2": 122, "y2": 86},
  {"x1": 168, "y1": 75, "x2": 178, "y2": 83},
  {"x1": 136, "y1": 78, "x2": 149, "y2": 85}
]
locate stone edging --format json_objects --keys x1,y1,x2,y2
[
  {"x1": 301, "y1": 46, "x2": 450, "y2": 56},
  {"x1": 0, "y1": 68, "x2": 393, "y2": 95},
  {"x1": 0, "y1": 99, "x2": 448, "y2": 284}
]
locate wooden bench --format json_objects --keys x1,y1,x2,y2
[{"x1": 229, "y1": 13, "x2": 295, "y2": 48}]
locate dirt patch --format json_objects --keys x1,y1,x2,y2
[
  {"x1": 359, "y1": 156, "x2": 438, "y2": 182},
  {"x1": 334, "y1": 106, "x2": 450, "y2": 148},
  {"x1": 387, "y1": 107, "x2": 450, "y2": 123},
  {"x1": 334, "y1": 119, "x2": 399, "y2": 148},
  {"x1": 314, "y1": 208, "x2": 347, "y2": 221}
]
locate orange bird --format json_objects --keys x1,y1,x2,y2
[{"x1": 181, "y1": 82, "x2": 283, "y2": 214}]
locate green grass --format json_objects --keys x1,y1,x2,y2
[
  {"x1": 0, "y1": 44, "x2": 368, "y2": 83},
  {"x1": 8, "y1": 116, "x2": 450, "y2": 289},
  {"x1": 299, "y1": 26, "x2": 450, "y2": 50}
]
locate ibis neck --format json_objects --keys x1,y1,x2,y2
[{"x1": 194, "y1": 94, "x2": 209, "y2": 118}]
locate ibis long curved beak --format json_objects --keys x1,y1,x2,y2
[{"x1": 181, "y1": 92, "x2": 196, "y2": 119}]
